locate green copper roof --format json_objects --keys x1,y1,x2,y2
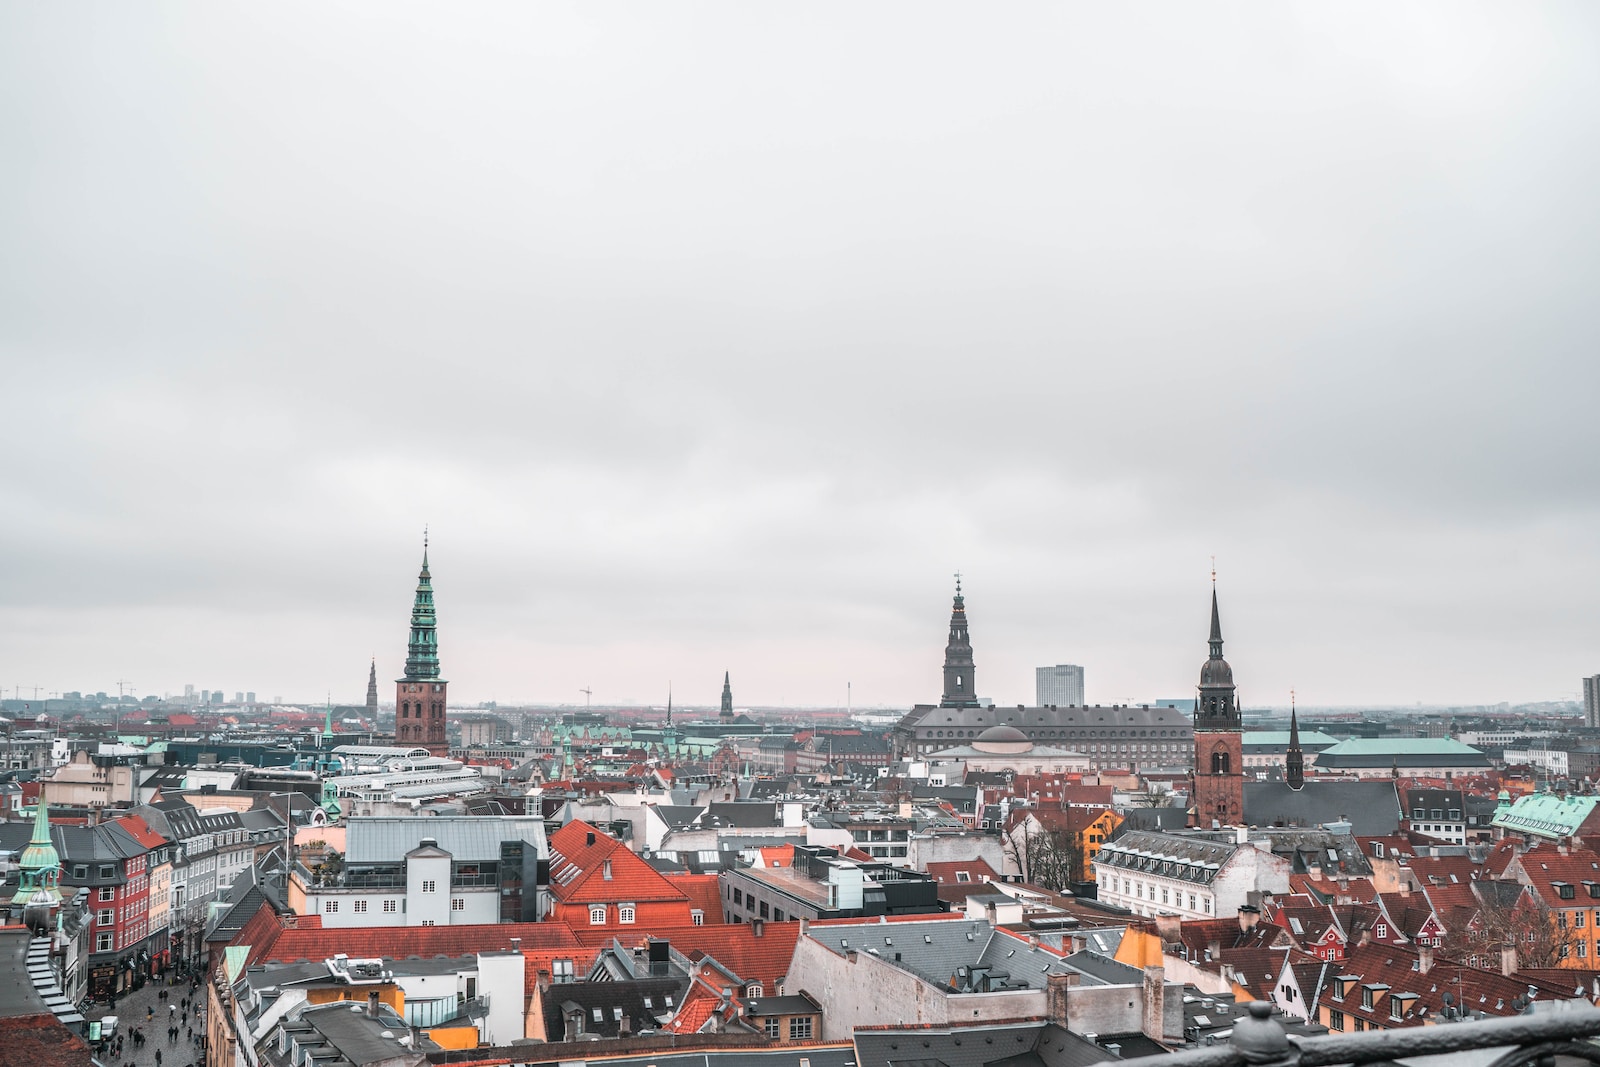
[
  {"x1": 1242, "y1": 730, "x2": 1341, "y2": 748},
  {"x1": 1493, "y1": 792, "x2": 1600, "y2": 838},
  {"x1": 14, "y1": 798, "x2": 62, "y2": 907},
  {"x1": 402, "y1": 544, "x2": 442, "y2": 681}
]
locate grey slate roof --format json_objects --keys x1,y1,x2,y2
[
  {"x1": 1243, "y1": 781, "x2": 1401, "y2": 836},
  {"x1": 806, "y1": 918, "x2": 1123, "y2": 991},
  {"x1": 854, "y1": 1021, "x2": 1111, "y2": 1067},
  {"x1": 342, "y1": 815, "x2": 547, "y2": 863}
]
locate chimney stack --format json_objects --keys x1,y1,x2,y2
[
  {"x1": 1501, "y1": 945, "x2": 1519, "y2": 977},
  {"x1": 1141, "y1": 966, "x2": 1169, "y2": 1041},
  {"x1": 1418, "y1": 945, "x2": 1434, "y2": 975},
  {"x1": 366, "y1": 992, "x2": 380, "y2": 1018},
  {"x1": 1046, "y1": 970, "x2": 1073, "y2": 1028},
  {"x1": 1238, "y1": 904, "x2": 1260, "y2": 933}
]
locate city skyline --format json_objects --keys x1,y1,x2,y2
[{"x1": 2, "y1": 5, "x2": 1597, "y2": 710}]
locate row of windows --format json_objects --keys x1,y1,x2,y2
[
  {"x1": 763, "y1": 1017, "x2": 813, "y2": 1040},
  {"x1": 590, "y1": 904, "x2": 636, "y2": 924},
  {"x1": 324, "y1": 899, "x2": 400, "y2": 913}
]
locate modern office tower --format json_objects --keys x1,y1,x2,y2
[
  {"x1": 1035, "y1": 664, "x2": 1085, "y2": 707},
  {"x1": 1586, "y1": 674, "x2": 1600, "y2": 728}
]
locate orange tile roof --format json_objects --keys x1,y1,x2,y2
[
  {"x1": 112, "y1": 813, "x2": 168, "y2": 849},
  {"x1": 574, "y1": 922, "x2": 801, "y2": 990},
  {"x1": 549, "y1": 820, "x2": 690, "y2": 904},
  {"x1": 665, "y1": 873, "x2": 726, "y2": 924}
]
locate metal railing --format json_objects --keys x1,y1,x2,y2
[{"x1": 1118, "y1": 1002, "x2": 1600, "y2": 1067}]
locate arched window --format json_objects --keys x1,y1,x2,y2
[
  {"x1": 1211, "y1": 749, "x2": 1231, "y2": 775},
  {"x1": 589, "y1": 906, "x2": 606, "y2": 925}
]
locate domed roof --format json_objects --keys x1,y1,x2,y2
[
  {"x1": 1200, "y1": 658, "x2": 1234, "y2": 686},
  {"x1": 971, "y1": 723, "x2": 1034, "y2": 755}
]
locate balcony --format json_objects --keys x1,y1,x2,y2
[{"x1": 1117, "y1": 1002, "x2": 1600, "y2": 1067}]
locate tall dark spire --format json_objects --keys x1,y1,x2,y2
[
  {"x1": 720, "y1": 671, "x2": 734, "y2": 721},
  {"x1": 403, "y1": 540, "x2": 441, "y2": 681},
  {"x1": 1195, "y1": 581, "x2": 1238, "y2": 728},
  {"x1": 1286, "y1": 691, "x2": 1304, "y2": 791},
  {"x1": 365, "y1": 658, "x2": 379, "y2": 721},
  {"x1": 666, "y1": 685, "x2": 673, "y2": 728},
  {"x1": 1209, "y1": 586, "x2": 1224, "y2": 659},
  {"x1": 940, "y1": 573, "x2": 978, "y2": 709}
]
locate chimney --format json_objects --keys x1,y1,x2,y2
[
  {"x1": 366, "y1": 991, "x2": 380, "y2": 1018},
  {"x1": 1046, "y1": 970, "x2": 1073, "y2": 1028},
  {"x1": 586, "y1": 831, "x2": 596, "y2": 846},
  {"x1": 1501, "y1": 945, "x2": 1519, "y2": 977},
  {"x1": 510, "y1": 937, "x2": 521, "y2": 952},
  {"x1": 751, "y1": 918, "x2": 765, "y2": 938},
  {"x1": 1418, "y1": 945, "x2": 1434, "y2": 975},
  {"x1": 1152, "y1": 913, "x2": 1181, "y2": 944},
  {"x1": 1207, "y1": 938, "x2": 1222, "y2": 960},
  {"x1": 1141, "y1": 966, "x2": 1167, "y2": 1041},
  {"x1": 536, "y1": 969, "x2": 551, "y2": 992},
  {"x1": 1238, "y1": 905, "x2": 1260, "y2": 933}
]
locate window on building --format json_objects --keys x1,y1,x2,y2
[
  {"x1": 421, "y1": 919, "x2": 435, "y2": 926},
  {"x1": 1375, "y1": 924, "x2": 1387, "y2": 939},
  {"x1": 789, "y1": 1017, "x2": 813, "y2": 1041},
  {"x1": 691, "y1": 910, "x2": 704, "y2": 925},
  {"x1": 96, "y1": 933, "x2": 113, "y2": 952},
  {"x1": 765, "y1": 1018, "x2": 781, "y2": 1039},
  {"x1": 552, "y1": 959, "x2": 574, "y2": 982},
  {"x1": 733, "y1": 888, "x2": 743, "y2": 904},
  {"x1": 354, "y1": 900, "x2": 368, "y2": 912},
  {"x1": 98, "y1": 886, "x2": 114, "y2": 902},
  {"x1": 421, "y1": 880, "x2": 436, "y2": 893},
  {"x1": 326, "y1": 900, "x2": 339, "y2": 913},
  {"x1": 382, "y1": 899, "x2": 397, "y2": 913},
  {"x1": 747, "y1": 983, "x2": 763, "y2": 997},
  {"x1": 590, "y1": 906, "x2": 607, "y2": 925},
  {"x1": 619, "y1": 905, "x2": 636, "y2": 924},
  {"x1": 1361, "y1": 988, "x2": 1374, "y2": 1009},
  {"x1": 759, "y1": 902, "x2": 769, "y2": 918},
  {"x1": 97, "y1": 909, "x2": 113, "y2": 926},
  {"x1": 99, "y1": 865, "x2": 114, "y2": 879}
]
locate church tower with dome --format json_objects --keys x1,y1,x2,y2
[{"x1": 1192, "y1": 584, "x2": 1244, "y2": 827}]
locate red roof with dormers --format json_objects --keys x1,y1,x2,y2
[
  {"x1": 924, "y1": 859, "x2": 1000, "y2": 888},
  {"x1": 573, "y1": 922, "x2": 803, "y2": 991},
  {"x1": 548, "y1": 820, "x2": 691, "y2": 905}
]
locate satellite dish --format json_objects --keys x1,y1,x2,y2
[{"x1": 1442, "y1": 992, "x2": 1454, "y2": 1006}]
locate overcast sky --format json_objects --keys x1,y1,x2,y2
[{"x1": 2, "y1": 4, "x2": 1597, "y2": 711}]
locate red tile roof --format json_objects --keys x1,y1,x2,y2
[
  {"x1": 574, "y1": 922, "x2": 801, "y2": 990},
  {"x1": 924, "y1": 859, "x2": 1000, "y2": 887},
  {"x1": 665, "y1": 873, "x2": 727, "y2": 924},
  {"x1": 549, "y1": 821, "x2": 690, "y2": 904},
  {"x1": 112, "y1": 813, "x2": 168, "y2": 849},
  {"x1": 0, "y1": 1015, "x2": 94, "y2": 1067}
]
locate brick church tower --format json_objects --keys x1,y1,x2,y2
[
  {"x1": 396, "y1": 538, "x2": 449, "y2": 756},
  {"x1": 1192, "y1": 584, "x2": 1243, "y2": 827}
]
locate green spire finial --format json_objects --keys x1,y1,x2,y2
[{"x1": 14, "y1": 795, "x2": 62, "y2": 907}]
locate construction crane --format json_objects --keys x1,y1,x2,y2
[{"x1": 579, "y1": 687, "x2": 593, "y2": 709}]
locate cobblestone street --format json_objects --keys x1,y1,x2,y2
[{"x1": 84, "y1": 974, "x2": 209, "y2": 1067}]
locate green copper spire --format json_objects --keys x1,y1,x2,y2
[
  {"x1": 403, "y1": 536, "x2": 441, "y2": 681},
  {"x1": 14, "y1": 796, "x2": 62, "y2": 907}
]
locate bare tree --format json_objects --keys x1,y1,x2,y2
[{"x1": 1443, "y1": 882, "x2": 1581, "y2": 970}]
